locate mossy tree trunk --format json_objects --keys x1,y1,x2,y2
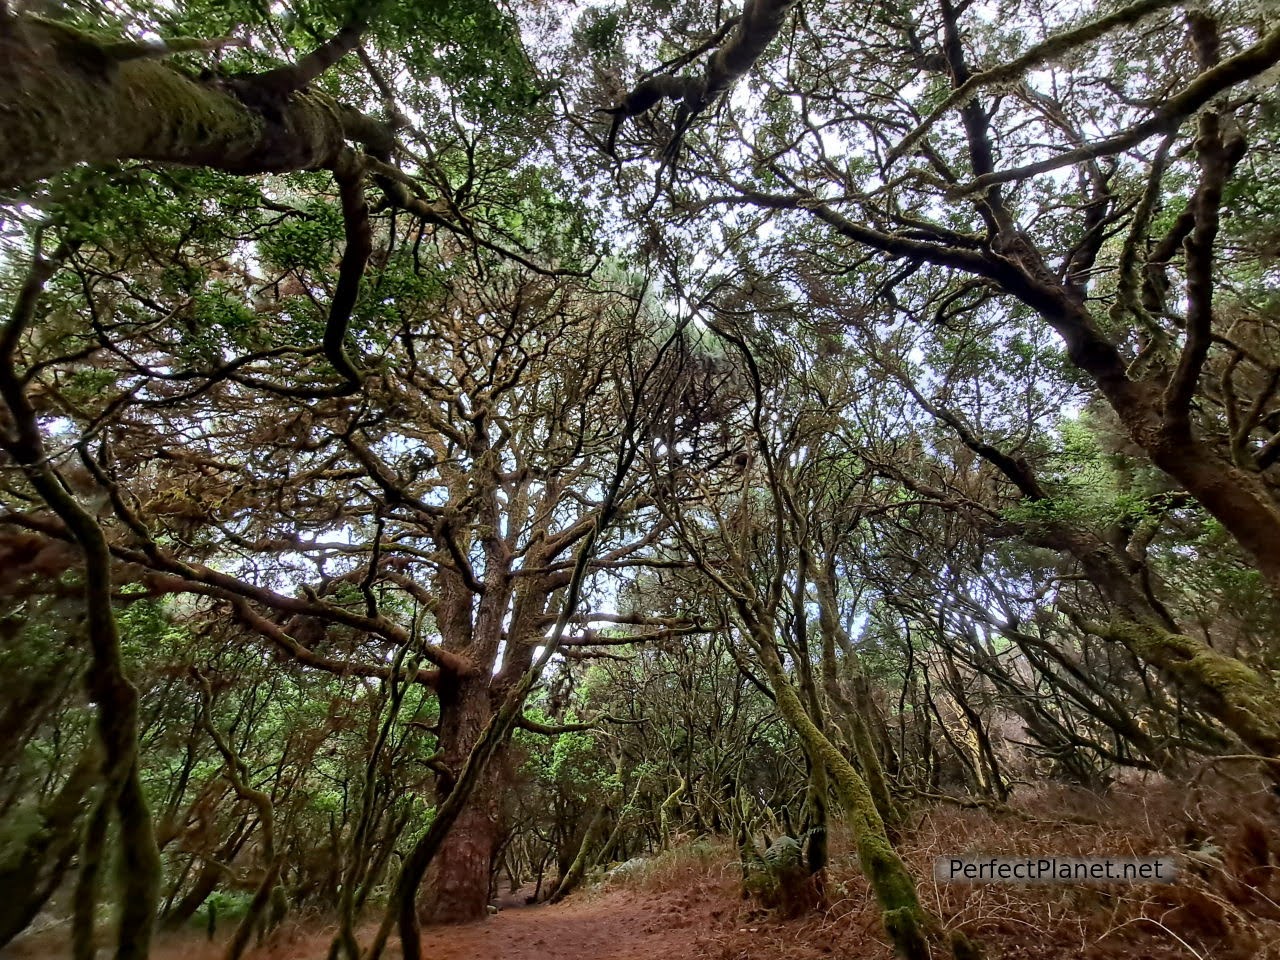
[
  {"x1": 1036, "y1": 522, "x2": 1280, "y2": 760},
  {"x1": 0, "y1": 746, "x2": 100, "y2": 950},
  {"x1": 810, "y1": 551, "x2": 902, "y2": 828},
  {"x1": 740, "y1": 606, "x2": 933, "y2": 960},
  {"x1": 1102, "y1": 616, "x2": 1280, "y2": 758},
  {"x1": 904, "y1": 384, "x2": 1280, "y2": 765},
  {"x1": 0, "y1": 13, "x2": 378, "y2": 189},
  {"x1": 1, "y1": 245, "x2": 161, "y2": 960},
  {"x1": 549, "y1": 805, "x2": 608, "y2": 903}
]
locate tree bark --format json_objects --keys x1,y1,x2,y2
[
  {"x1": 811, "y1": 554, "x2": 900, "y2": 827},
  {"x1": 749, "y1": 627, "x2": 933, "y2": 960},
  {"x1": 0, "y1": 14, "x2": 354, "y2": 188},
  {"x1": 0, "y1": 746, "x2": 99, "y2": 950},
  {"x1": 1006, "y1": 252, "x2": 1280, "y2": 594},
  {"x1": 418, "y1": 673, "x2": 502, "y2": 924},
  {"x1": 1035, "y1": 521, "x2": 1280, "y2": 759}
]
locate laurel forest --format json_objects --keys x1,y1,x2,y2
[{"x1": 3, "y1": 1, "x2": 1280, "y2": 958}]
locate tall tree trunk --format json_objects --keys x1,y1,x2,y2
[
  {"x1": 549, "y1": 805, "x2": 608, "y2": 903},
  {"x1": 749, "y1": 631, "x2": 933, "y2": 960},
  {"x1": 732, "y1": 596, "x2": 939, "y2": 960},
  {"x1": 811, "y1": 555, "x2": 900, "y2": 827},
  {"x1": 418, "y1": 673, "x2": 501, "y2": 925},
  {"x1": 418, "y1": 788, "x2": 499, "y2": 924}
]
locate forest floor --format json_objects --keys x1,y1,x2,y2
[
  {"x1": 11, "y1": 777, "x2": 1280, "y2": 960},
  {"x1": 10, "y1": 848, "x2": 877, "y2": 960},
  {"x1": 15, "y1": 870, "x2": 848, "y2": 960},
  {"x1": 185, "y1": 881, "x2": 840, "y2": 960}
]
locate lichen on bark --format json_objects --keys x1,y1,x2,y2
[
  {"x1": 0, "y1": 14, "x2": 350, "y2": 189},
  {"x1": 751, "y1": 629, "x2": 934, "y2": 960}
]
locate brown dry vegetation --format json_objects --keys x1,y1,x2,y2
[
  {"x1": 10, "y1": 776, "x2": 1277, "y2": 960},
  {"x1": 641, "y1": 779, "x2": 1277, "y2": 960},
  {"x1": 890, "y1": 777, "x2": 1280, "y2": 960},
  {"x1": 706, "y1": 774, "x2": 1280, "y2": 960}
]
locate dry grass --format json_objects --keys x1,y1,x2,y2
[
  {"x1": 607, "y1": 771, "x2": 1280, "y2": 959},
  {"x1": 534, "y1": 773, "x2": 1280, "y2": 959},
  {"x1": 802, "y1": 771, "x2": 1280, "y2": 959},
  {"x1": 11, "y1": 774, "x2": 1277, "y2": 960},
  {"x1": 600, "y1": 838, "x2": 741, "y2": 895}
]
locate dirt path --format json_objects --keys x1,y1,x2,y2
[
  {"x1": 395, "y1": 881, "x2": 863, "y2": 960},
  {"x1": 409, "y1": 890, "x2": 717, "y2": 960},
  {"x1": 10, "y1": 877, "x2": 859, "y2": 960}
]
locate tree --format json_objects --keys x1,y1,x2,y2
[
  {"x1": 594, "y1": 0, "x2": 1280, "y2": 685},
  {"x1": 1, "y1": 0, "x2": 613, "y2": 943}
]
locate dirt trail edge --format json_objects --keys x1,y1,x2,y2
[{"x1": 411, "y1": 887, "x2": 724, "y2": 960}]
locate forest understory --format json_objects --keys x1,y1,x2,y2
[{"x1": 9, "y1": 780, "x2": 1280, "y2": 960}]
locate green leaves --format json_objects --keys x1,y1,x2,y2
[
  {"x1": 377, "y1": 0, "x2": 539, "y2": 117},
  {"x1": 577, "y1": 7, "x2": 624, "y2": 59},
  {"x1": 1002, "y1": 413, "x2": 1150, "y2": 531},
  {"x1": 259, "y1": 200, "x2": 345, "y2": 273}
]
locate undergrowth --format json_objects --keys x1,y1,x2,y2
[
  {"x1": 13, "y1": 776, "x2": 1276, "y2": 960},
  {"x1": 597, "y1": 774, "x2": 1280, "y2": 959},
  {"x1": 594, "y1": 838, "x2": 736, "y2": 895}
]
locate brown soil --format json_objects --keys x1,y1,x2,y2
[
  {"x1": 404, "y1": 888, "x2": 756, "y2": 960},
  {"x1": 9, "y1": 878, "x2": 848, "y2": 960},
  {"x1": 291, "y1": 882, "x2": 848, "y2": 960},
  {"x1": 137, "y1": 885, "x2": 847, "y2": 960}
]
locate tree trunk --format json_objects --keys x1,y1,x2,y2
[
  {"x1": 812, "y1": 556, "x2": 900, "y2": 828},
  {"x1": 1029, "y1": 278, "x2": 1280, "y2": 593},
  {"x1": 0, "y1": 14, "x2": 353, "y2": 188},
  {"x1": 418, "y1": 790, "x2": 499, "y2": 924},
  {"x1": 0, "y1": 747, "x2": 98, "y2": 950},
  {"x1": 758, "y1": 652, "x2": 933, "y2": 958},
  {"x1": 550, "y1": 805, "x2": 607, "y2": 903},
  {"x1": 418, "y1": 673, "x2": 500, "y2": 925},
  {"x1": 741, "y1": 610, "x2": 935, "y2": 960}
]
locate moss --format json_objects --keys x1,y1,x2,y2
[
  {"x1": 755, "y1": 635, "x2": 943, "y2": 958},
  {"x1": 2, "y1": 15, "x2": 346, "y2": 187},
  {"x1": 857, "y1": 837, "x2": 921, "y2": 911},
  {"x1": 1108, "y1": 617, "x2": 1280, "y2": 757},
  {"x1": 949, "y1": 929, "x2": 984, "y2": 960},
  {"x1": 846, "y1": 705, "x2": 901, "y2": 828},
  {"x1": 882, "y1": 906, "x2": 930, "y2": 960}
]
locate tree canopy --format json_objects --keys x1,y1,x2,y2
[{"x1": 3, "y1": 1, "x2": 1280, "y2": 958}]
